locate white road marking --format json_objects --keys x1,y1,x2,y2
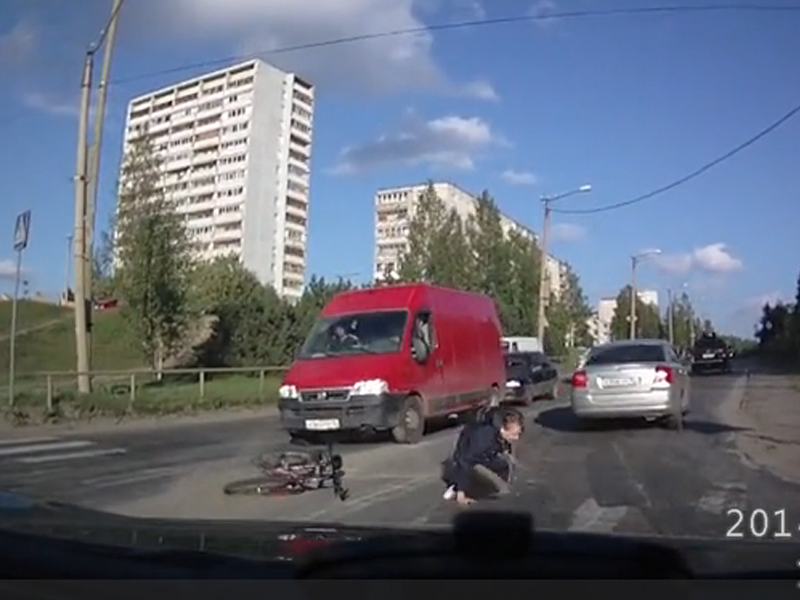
[
  {"x1": 16, "y1": 448, "x2": 127, "y2": 464},
  {"x1": 568, "y1": 498, "x2": 628, "y2": 533},
  {"x1": 305, "y1": 474, "x2": 437, "y2": 521},
  {"x1": 0, "y1": 436, "x2": 58, "y2": 447},
  {"x1": 81, "y1": 466, "x2": 179, "y2": 488},
  {"x1": 0, "y1": 440, "x2": 94, "y2": 457},
  {"x1": 697, "y1": 483, "x2": 747, "y2": 515}
]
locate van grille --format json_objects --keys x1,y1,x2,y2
[{"x1": 299, "y1": 389, "x2": 350, "y2": 402}]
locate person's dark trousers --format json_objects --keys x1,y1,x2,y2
[{"x1": 470, "y1": 463, "x2": 511, "y2": 497}]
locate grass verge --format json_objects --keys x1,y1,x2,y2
[
  {"x1": 0, "y1": 300, "x2": 71, "y2": 338},
  {"x1": 1, "y1": 373, "x2": 282, "y2": 427}
]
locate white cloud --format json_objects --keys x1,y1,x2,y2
[
  {"x1": 459, "y1": 79, "x2": 499, "y2": 101},
  {"x1": 21, "y1": 91, "x2": 78, "y2": 117},
  {"x1": 453, "y1": 0, "x2": 486, "y2": 20},
  {"x1": 529, "y1": 0, "x2": 559, "y2": 28},
  {"x1": 501, "y1": 169, "x2": 538, "y2": 186},
  {"x1": 144, "y1": 0, "x2": 495, "y2": 99},
  {"x1": 330, "y1": 112, "x2": 504, "y2": 174},
  {"x1": 550, "y1": 222, "x2": 586, "y2": 242},
  {"x1": 745, "y1": 291, "x2": 784, "y2": 310},
  {"x1": 652, "y1": 243, "x2": 743, "y2": 275},
  {"x1": 0, "y1": 259, "x2": 28, "y2": 280},
  {"x1": 0, "y1": 20, "x2": 37, "y2": 70}
]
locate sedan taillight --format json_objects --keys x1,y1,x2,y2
[
  {"x1": 655, "y1": 365, "x2": 673, "y2": 384},
  {"x1": 571, "y1": 370, "x2": 588, "y2": 388}
]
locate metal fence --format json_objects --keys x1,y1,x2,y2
[
  {"x1": 3, "y1": 366, "x2": 289, "y2": 409},
  {"x1": 3, "y1": 351, "x2": 578, "y2": 410}
]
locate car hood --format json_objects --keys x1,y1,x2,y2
[
  {"x1": 282, "y1": 354, "x2": 406, "y2": 389},
  {"x1": 0, "y1": 490, "x2": 427, "y2": 562}
]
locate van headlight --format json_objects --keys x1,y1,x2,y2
[
  {"x1": 350, "y1": 379, "x2": 388, "y2": 396},
  {"x1": 279, "y1": 384, "x2": 299, "y2": 399}
]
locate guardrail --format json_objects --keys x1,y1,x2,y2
[
  {"x1": 2, "y1": 366, "x2": 290, "y2": 409},
  {"x1": 3, "y1": 351, "x2": 578, "y2": 410}
]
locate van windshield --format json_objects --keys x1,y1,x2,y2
[{"x1": 298, "y1": 310, "x2": 408, "y2": 358}]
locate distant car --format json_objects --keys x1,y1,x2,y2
[
  {"x1": 691, "y1": 333, "x2": 731, "y2": 374},
  {"x1": 569, "y1": 339, "x2": 690, "y2": 429},
  {"x1": 503, "y1": 351, "x2": 559, "y2": 405}
]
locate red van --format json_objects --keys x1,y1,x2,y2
[{"x1": 277, "y1": 283, "x2": 506, "y2": 444}]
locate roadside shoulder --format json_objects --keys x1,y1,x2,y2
[
  {"x1": 717, "y1": 372, "x2": 800, "y2": 485},
  {"x1": 0, "y1": 405, "x2": 279, "y2": 438}
]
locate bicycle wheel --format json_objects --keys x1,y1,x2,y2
[{"x1": 223, "y1": 475, "x2": 305, "y2": 496}]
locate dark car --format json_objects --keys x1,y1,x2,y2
[
  {"x1": 691, "y1": 333, "x2": 731, "y2": 374},
  {"x1": 503, "y1": 351, "x2": 559, "y2": 405}
]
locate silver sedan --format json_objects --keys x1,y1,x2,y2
[{"x1": 569, "y1": 339, "x2": 690, "y2": 429}]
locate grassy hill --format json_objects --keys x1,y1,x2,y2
[
  {"x1": 0, "y1": 300, "x2": 71, "y2": 339},
  {"x1": 0, "y1": 303, "x2": 280, "y2": 421},
  {"x1": 0, "y1": 302, "x2": 144, "y2": 377}
]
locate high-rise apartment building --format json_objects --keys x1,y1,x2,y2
[
  {"x1": 373, "y1": 182, "x2": 564, "y2": 297},
  {"x1": 119, "y1": 59, "x2": 314, "y2": 301}
]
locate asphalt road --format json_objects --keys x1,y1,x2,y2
[{"x1": 1, "y1": 364, "x2": 798, "y2": 542}]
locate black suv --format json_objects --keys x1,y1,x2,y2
[{"x1": 691, "y1": 333, "x2": 731, "y2": 374}]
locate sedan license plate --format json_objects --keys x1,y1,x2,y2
[
  {"x1": 305, "y1": 419, "x2": 340, "y2": 431},
  {"x1": 506, "y1": 380, "x2": 521, "y2": 388},
  {"x1": 602, "y1": 377, "x2": 635, "y2": 388},
  {"x1": 702, "y1": 353, "x2": 715, "y2": 359}
]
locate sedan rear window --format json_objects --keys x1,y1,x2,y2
[
  {"x1": 586, "y1": 344, "x2": 667, "y2": 365},
  {"x1": 505, "y1": 354, "x2": 529, "y2": 368}
]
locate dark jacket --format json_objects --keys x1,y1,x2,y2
[{"x1": 443, "y1": 415, "x2": 510, "y2": 492}]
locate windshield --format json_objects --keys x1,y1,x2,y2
[
  {"x1": 694, "y1": 336, "x2": 726, "y2": 350},
  {"x1": 586, "y1": 344, "x2": 667, "y2": 365},
  {"x1": 505, "y1": 354, "x2": 529, "y2": 368},
  {"x1": 297, "y1": 310, "x2": 408, "y2": 358},
  {"x1": 3, "y1": 1, "x2": 799, "y2": 570}
]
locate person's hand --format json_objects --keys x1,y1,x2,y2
[{"x1": 456, "y1": 491, "x2": 475, "y2": 506}]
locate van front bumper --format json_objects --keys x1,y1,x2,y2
[{"x1": 278, "y1": 393, "x2": 408, "y2": 433}]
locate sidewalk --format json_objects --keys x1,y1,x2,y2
[
  {"x1": 0, "y1": 405, "x2": 279, "y2": 438},
  {"x1": 725, "y1": 373, "x2": 800, "y2": 485}
]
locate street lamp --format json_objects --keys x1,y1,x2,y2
[
  {"x1": 536, "y1": 184, "x2": 593, "y2": 344},
  {"x1": 629, "y1": 249, "x2": 661, "y2": 340}
]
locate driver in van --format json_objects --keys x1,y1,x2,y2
[{"x1": 441, "y1": 407, "x2": 525, "y2": 506}]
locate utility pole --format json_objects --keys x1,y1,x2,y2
[
  {"x1": 629, "y1": 256, "x2": 637, "y2": 340},
  {"x1": 629, "y1": 249, "x2": 661, "y2": 340},
  {"x1": 667, "y1": 288, "x2": 674, "y2": 345},
  {"x1": 8, "y1": 211, "x2": 31, "y2": 407},
  {"x1": 73, "y1": 52, "x2": 93, "y2": 394},
  {"x1": 536, "y1": 200, "x2": 551, "y2": 344},
  {"x1": 85, "y1": 0, "x2": 124, "y2": 370},
  {"x1": 65, "y1": 234, "x2": 73, "y2": 302},
  {"x1": 536, "y1": 184, "x2": 592, "y2": 345}
]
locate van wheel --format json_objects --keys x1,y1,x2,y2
[{"x1": 392, "y1": 395, "x2": 425, "y2": 444}]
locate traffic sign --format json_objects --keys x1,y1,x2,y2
[{"x1": 13, "y1": 210, "x2": 30, "y2": 252}]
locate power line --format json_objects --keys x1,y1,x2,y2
[
  {"x1": 551, "y1": 100, "x2": 800, "y2": 216},
  {"x1": 109, "y1": 4, "x2": 800, "y2": 87}
]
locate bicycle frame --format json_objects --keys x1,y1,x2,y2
[{"x1": 258, "y1": 443, "x2": 349, "y2": 501}]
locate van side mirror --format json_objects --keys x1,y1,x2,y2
[{"x1": 412, "y1": 335, "x2": 430, "y2": 363}]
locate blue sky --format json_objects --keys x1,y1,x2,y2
[{"x1": 1, "y1": 0, "x2": 799, "y2": 338}]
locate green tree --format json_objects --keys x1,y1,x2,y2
[
  {"x1": 188, "y1": 257, "x2": 285, "y2": 366},
  {"x1": 114, "y1": 132, "x2": 193, "y2": 370},
  {"x1": 609, "y1": 285, "x2": 664, "y2": 340},
  {"x1": 665, "y1": 292, "x2": 696, "y2": 348},
  {"x1": 502, "y1": 230, "x2": 540, "y2": 335},
  {"x1": 397, "y1": 183, "x2": 474, "y2": 287},
  {"x1": 557, "y1": 265, "x2": 593, "y2": 348},
  {"x1": 91, "y1": 226, "x2": 116, "y2": 299}
]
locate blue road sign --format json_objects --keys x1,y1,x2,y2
[{"x1": 13, "y1": 210, "x2": 31, "y2": 252}]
